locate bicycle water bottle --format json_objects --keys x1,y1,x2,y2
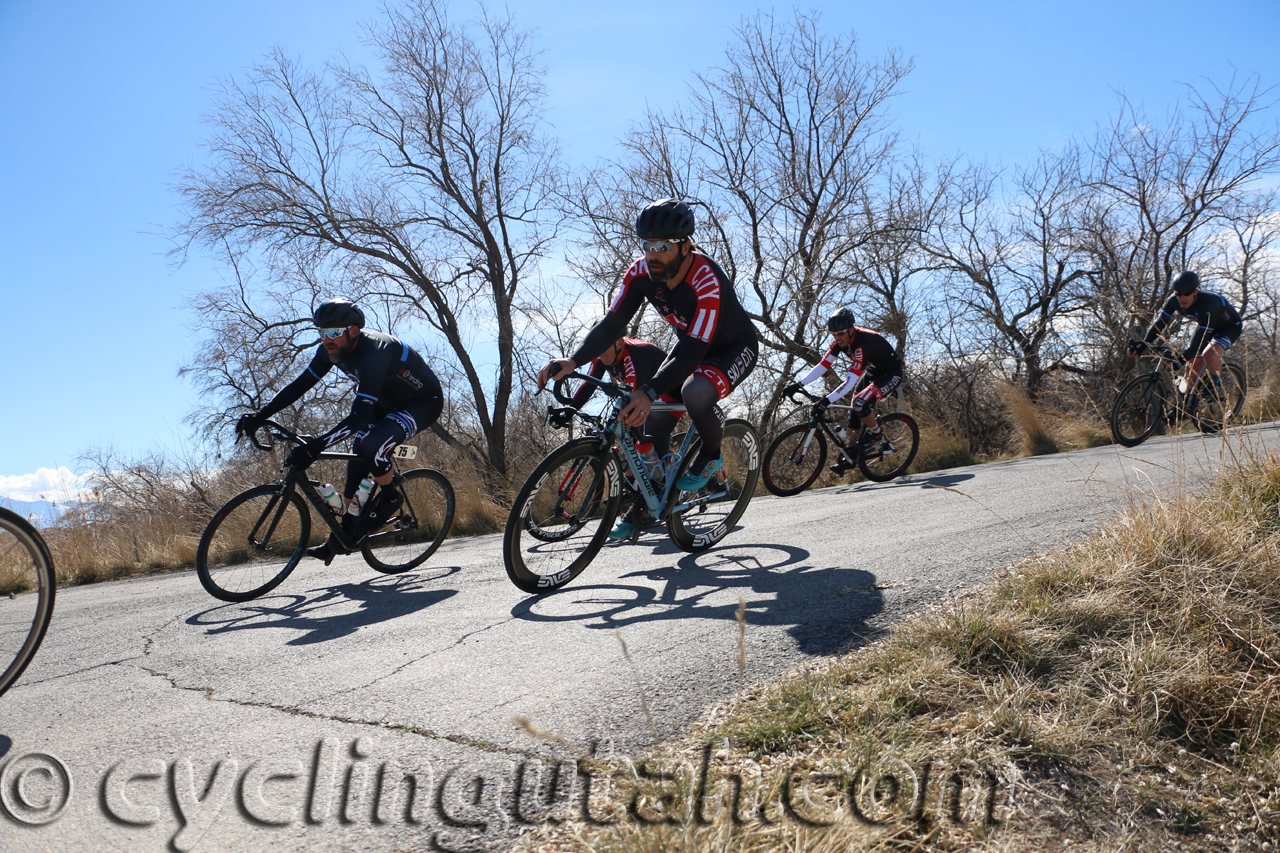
[
  {"x1": 346, "y1": 476, "x2": 376, "y2": 516},
  {"x1": 636, "y1": 441, "x2": 663, "y2": 481},
  {"x1": 831, "y1": 423, "x2": 848, "y2": 446},
  {"x1": 318, "y1": 483, "x2": 344, "y2": 513}
]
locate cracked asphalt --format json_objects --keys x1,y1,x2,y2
[{"x1": 2, "y1": 422, "x2": 1276, "y2": 852}]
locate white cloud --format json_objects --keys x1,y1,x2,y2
[{"x1": 0, "y1": 467, "x2": 98, "y2": 502}]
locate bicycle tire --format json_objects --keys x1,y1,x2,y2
[
  {"x1": 504, "y1": 439, "x2": 623, "y2": 594},
  {"x1": 667, "y1": 419, "x2": 761, "y2": 552},
  {"x1": 857, "y1": 412, "x2": 920, "y2": 482},
  {"x1": 762, "y1": 423, "x2": 827, "y2": 496},
  {"x1": 1191, "y1": 362, "x2": 1247, "y2": 434},
  {"x1": 0, "y1": 508, "x2": 56, "y2": 697},
  {"x1": 362, "y1": 469, "x2": 455, "y2": 574},
  {"x1": 1110, "y1": 374, "x2": 1167, "y2": 447},
  {"x1": 523, "y1": 454, "x2": 604, "y2": 543},
  {"x1": 196, "y1": 484, "x2": 311, "y2": 602}
]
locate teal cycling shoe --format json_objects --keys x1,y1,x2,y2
[
  {"x1": 608, "y1": 518, "x2": 636, "y2": 540},
  {"x1": 675, "y1": 454, "x2": 724, "y2": 491}
]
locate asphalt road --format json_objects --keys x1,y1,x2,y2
[{"x1": 3, "y1": 422, "x2": 1276, "y2": 852}]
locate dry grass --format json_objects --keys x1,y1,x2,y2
[
  {"x1": 1002, "y1": 381, "x2": 1060, "y2": 457},
  {"x1": 1244, "y1": 360, "x2": 1280, "y2": 422},
  {"x1": 35, "y1": 452, "x2": 509, "y2": 584},
  {"x1": 512, "y1": 447, "x2": 1280, "y2": 852}
]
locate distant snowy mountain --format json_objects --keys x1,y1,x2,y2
[{"x1": 0, "y1": 496, "x2": 63, "y2": 527}]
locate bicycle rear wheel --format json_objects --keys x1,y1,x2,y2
[
  {"x1": 0, "y1": 508, "x2": 55, "y2": 696},
  {"x1": 362, "y1": 469, "x2": 455, "y2": 574},
  {"x1": 504, "y1": 440, "x2": 622, "y2": 594},
  {"x1": 1191, "y1": 362, "x2": 1247, "y2": 434},
  {"x1": 762, "y1": 423, "x2": 827, "y2": 496},
  {"x1": 858, "y1": 413, "x2": 920, "y2": 482},
  {"x1": 196, "y1": 484, "x2": 310, "y2": 602},
  {"x1": 1110, "y1": 374, "x2": 1167, "y2": 447},
  {"x1": 667, "y1": 419, "x2": 761, "y2": 552}
]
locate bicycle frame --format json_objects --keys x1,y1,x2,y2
[
  {"x1": 550, "y1": 374, "x2": 729, "y2": 525},
  {"x1": 250, "y1": 422, "x2": 407, "y2": 554}
]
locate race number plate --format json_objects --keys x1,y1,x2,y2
[{"x1": 392, "y1": 445, "x2": 418, "y2": 460}]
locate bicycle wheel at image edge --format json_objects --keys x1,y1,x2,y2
[
  {"x1": 503, "y1": 439, "x2": 623, "y2": 594},
  {"x1": 1110, "y1": 374, "x2": 1167, "y2": 447},
  {"x1": 667, "y1": 419, "x2": 761, "y2": 552},
  {"x1": 0, "y1": 508, "x2": 55, "y2": 696},
  {"x1": 858, "y1": 412, "x2": 920, "y2": 482},
  {"x1": 1189, "y1": 362, "x2": 1247, "y2": 434},
  {"x1": 762, "y1": 423, "x2": 827, "y2": 496},
  {"x1": 196, "y1": 484, "x2": 311, "y2": 602},
  {"x1": 362, "y1": 469, "x2": 456, "y2": 574}
]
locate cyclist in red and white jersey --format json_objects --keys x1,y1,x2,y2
[
  {"x1": 538, "y1": 199, "x2": 759, "y2": 537},
  {"x1": 784, "y1": 308, "x2": 903, "y2": 471}
]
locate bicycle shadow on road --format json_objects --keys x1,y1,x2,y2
[
  {"x1": 509, "y1": 543, "x2": 887, "y2": 656},
  {"x1": 186, "y1": 566, "x2": 463, "y2": 646},
  {"x1": 829, "y1": 470, "x2": 976, "y2": 495}
]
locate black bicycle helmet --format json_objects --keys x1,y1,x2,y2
[
  {"x1": 312, "y1": 297, "x2": 365, "y2": 329},
  {"x1": 635, "y1": 198, "x2": 695, "y2": 240},
  {"x1": 1171, "y1": 270, "x2": 1200, "y2": 295},
  {"x1": 826, "y1": 307, "x2": 855, "y2": 332}
]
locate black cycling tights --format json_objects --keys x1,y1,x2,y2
[{"x1": 645, "y1": 375, "x2": 724, "y2": 463}]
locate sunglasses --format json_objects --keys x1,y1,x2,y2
[
  {"x1": 641, "y1": 238, "x2": 684, "y2": 254},
  {"x1": 318, "y1": 327, "x2": 348, "y2": 340}
]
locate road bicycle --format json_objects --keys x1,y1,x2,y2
[
  {"x1": 762, "y1": 387, "x2": 920, "y2": 496},
  {"x1": 1110, "y1": 341, "x2": 1246, "y2": 447},
  {"x1": 0, "y1": 507, "x2": 55, "y2": 697},
  {"x1": 195, "y1": 420, "x2": 456, "y2": 602},
  {"x1": 502, "y1": 372, "x2": 761, "y2": 595}
]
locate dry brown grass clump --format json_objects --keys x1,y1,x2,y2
[
  {"x1": 512, "y1": 450, "x2": 1280, "y2": 852},
  {"x1": 1001, "y1": 381, "x2": 1059, "y2": 457}
]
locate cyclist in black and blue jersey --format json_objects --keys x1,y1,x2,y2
[
  {"x1": 1128, "y1": 271, "x2": 1242, "y2": 402},
  {"x1": 235, "y1": 298, "x2": 444, "y2": 562}
]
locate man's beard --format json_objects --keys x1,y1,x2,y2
[{"x1": 649, "y1": 251, "x2": 683, "y2": 282}]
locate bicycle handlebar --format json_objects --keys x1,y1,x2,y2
[
  {"x1": 240, "y1": 419, "x2": 313, "y2": 453},
  {"x1": 550, "y1": 371, "x2": 630, "y2": 406},
  {"x1": 1128, "y1": 339, "x2": 1177, "y2": 361}
]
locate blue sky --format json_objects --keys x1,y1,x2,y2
[{"x1": 2, "y1": 0, "x2": 1278, "y2": 499}]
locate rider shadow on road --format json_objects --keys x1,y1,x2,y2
[
  {"x1": 830, "y1": 469, "x2": 976, "y2": 495},
  {"x1": 186, "y1": 565, "x2": 463, "y2": 646},
  {"x1": 510, "y1": 543, "x2": 887, "y2": 656}
]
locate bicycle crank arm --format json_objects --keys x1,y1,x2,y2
[{"x1": 669, "y1": 486, "x2": 731, "y2": 514}]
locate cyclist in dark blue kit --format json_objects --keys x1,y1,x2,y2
[
  {"x1": 235, "y1": 298, "x2": 444, "y2": 562},
  {"x1": 537, "y1": 199, "x2": 760, "y2": 539},
  {"x1": 1128, "y1": 271, "x2": 1242, "y2": 405}
]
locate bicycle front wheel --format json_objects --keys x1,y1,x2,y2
[
  {"x1": 362, "y1": 469, "x2": 456, "y2": 574},
  {"x1": 1110, "y1": 374, "x2": 1167, "y2": 447},
  {"x1": 0, "y1": 508, "x2": 55, "y2": 697},
  {"x1": 503, "y1": 440, "x2": 622, "y2": 594},
  {"x1": 668, "y1": 419, "x2": 762, "y2": 552},
  {"x1": 762, "y1": 423, "x2": 827, "y2": 496},
  {"x1": 196, "y1": 484, "x2": 310, "y2": 602}
]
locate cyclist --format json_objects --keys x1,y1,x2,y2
[
  {"x1": 783, "y1": 308, "x2": 904, "y2": 473},
  {"x1": 1128, "y1": 271, "x2": 1242, "y2": 411},
  {"x1": 538, "y1": 198, "x2": 759, "y2": 538},
  {"x1": 234, "y1": 298, "x2": 444, "y2": 563},
  {"x1": 556, "y1": 336, "x2": 668, "y2": 419}
]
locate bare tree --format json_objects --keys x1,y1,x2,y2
[
  {"x1": 921, "y1": 146, "x2": 1095, "y2": 400},
  {"x1": 174, "y1": 0, "x2": 565, "y2": 481},
  {"x1": 1080, "y1": 76, "x2": 1280, "y2": 363},
  {"x1": 563, "y1": 10, "x2": 915, "y2": 432}
]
